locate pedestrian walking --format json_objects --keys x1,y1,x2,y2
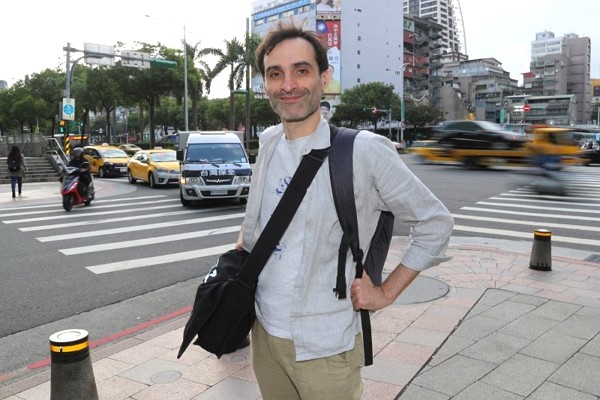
[{"x1": 6, "y1": 145, "x2": 27, "y2": 198}]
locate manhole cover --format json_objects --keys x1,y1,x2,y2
[
  {"x1": 150, "y1": 370, "x2": 182, "y2": 384},
  {"x1": 393, "y1": 276, "x2": 450, "y2": 305}
]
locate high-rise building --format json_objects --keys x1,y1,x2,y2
[
  {"x1": 403, "y1": 15, "x2": 445, "y2": 108},
  {"x1": 527, "y1": 31, "x2": 591, "y2": 123},
  {"x1": 403, "y1": 0, "x2": 464, "y2": 59},
  {"x1": 250, "y1": 0, "x2": 405, "y2": 104}
]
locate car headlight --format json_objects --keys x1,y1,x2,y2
[
  {"x1": 156, "y1": 168, "x2": 167, "y2": 173},
  {"x1": 233, "y1": 175, "x2": 251, "y2": 184},
  {"x1": 104, "y1": 161, "x2": 113, "y2": 167},
  {"x1": 183, "y1": 177, "x2": 202, "y2": 184}
]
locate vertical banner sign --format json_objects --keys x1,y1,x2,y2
[
  {"x1": 62, "y1": 98, "x2": 76, "y2": 121},
  {"x1": 317, "y1": 20, "x2": 342, "y2": 95}
]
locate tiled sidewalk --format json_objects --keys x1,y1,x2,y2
[{"x1": 2, "y1": 235, "x2": 600, "y2": 399}]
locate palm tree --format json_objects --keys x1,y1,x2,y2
[
  {"x1": 210, "y1": 38, "x2": 246, "y2": 130},
  {"x1": 242, "y1": 32, "x2": 262, "y2": 145},
  {"x1": 184, "y1": 40, "x2": 222, "y2": 130}
]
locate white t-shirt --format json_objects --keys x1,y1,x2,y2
[{"x1": 255, "y1": 134, "x2": 311, "y2": 339}]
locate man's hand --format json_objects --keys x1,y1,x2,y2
[
  {"x1": 350, "y1": 264, "x2": 420, "y2": 311},
  {"x1": 350, "y1": 271, "x2": 389, "y2": 311},
  {"x1": 235, "y1": 230, "x2": 244, "y2": 251}
]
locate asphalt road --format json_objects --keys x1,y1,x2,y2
[{"x1": 1, "y1": 153, "x2": 599, "y2": 379}]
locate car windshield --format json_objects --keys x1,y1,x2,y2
[
  {"x1": 150, "y1": 152, "x2": 177, "y2": 162},
  {"x1": 186, "y1": 143, "x2": 247, "y2": 164},
  {"x1": 98, "y1": 149, "x2": 128, "y2": 158}
]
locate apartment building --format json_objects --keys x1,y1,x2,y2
[
  {"x1": 250, "y1": 0, "x2": 405, "y2": 104},
  {"x1": 403, "y1": 0, "x2": 464, "y2": 59},
  {"x1": 526, "y1": 31, "x2": 592, "y2": 123}
]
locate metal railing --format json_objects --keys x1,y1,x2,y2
[{"x1": 44, "y1": 137, "x2": 69, "y2": 172}]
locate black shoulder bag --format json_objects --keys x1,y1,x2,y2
[{"x1": 178, "y1": 147, "x2": 329, "y2": 359}]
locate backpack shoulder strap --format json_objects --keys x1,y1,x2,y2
[
  {"x1": 328, "y1": 125, "x2": 363, "y2": 296},
  {"x1": 328, "y1": 124, "x2": 374, "y2": 366}
]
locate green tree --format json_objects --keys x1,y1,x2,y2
[
  {"x1": 115, "y1": 44, "x2": 180, "y2": 148},
  {"x1": 210, "y1": 38, "x2": 246, "y2": 130},
  {"x1": 330, "y1": 82, "x2": 400, "y2": 132},
  {"x1": 86, "y1": 67, "x2": 122, "y2": 141},
  {"x1": 70, "y1": 65, "x2": 91, "y2": 135},
  {"x1": 405, "y1": 101, "x2": 443, "y2": 134},
  {"x1": 27, "y1": 69, "x2": 64, "y2": 136},
  {"x1": 0, "y1": 88, "x2": 18, "y2": 134},
  {"x1": 250, "y1": 96, "x2": 279, "y2": 133}
]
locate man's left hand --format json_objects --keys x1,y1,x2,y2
[
  {"x1": 350, "y1": 271, "x2": 389, "y2": 311},
  {"x1": 350, "y1": 264, "x2": 420, "y2": 312}
]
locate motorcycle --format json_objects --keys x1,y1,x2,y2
[{"x1": 61, "y1": 162, "x2": 95, "y2": 211}]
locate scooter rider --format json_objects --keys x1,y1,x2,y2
[{"x1": 67, "y1": 147, "x2": 92, "y2": 196}]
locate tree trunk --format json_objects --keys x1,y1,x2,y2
[
  {"x1": 148, "y1": 97, "x2": 156, "y2": 149},
  {"x1": 229, "y1": 92, "x2": 235, "y2": 130},
  {"x1": 190, "y1": 85, "x2": 199, "y2": 131}
]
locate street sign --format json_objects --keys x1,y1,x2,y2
[
  {"x1": 523, "y1": 104, "x2": 531, "y2": 113},
  {"x1": 62, "y1": 98, "x2": 75, "y2": 121},
  {"x1": 121, "y1": 50, "x2": 151, "y2": 69},
  {"x1": 84, "y1": 43, "x2": 115, "y2": 66}
]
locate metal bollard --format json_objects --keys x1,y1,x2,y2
[
  {"x1": 529, "y1": 229, "x2": 552, "y2": 271},
  {"x1": 50, "y1": 329, "x2": 98, "y2": 400}
]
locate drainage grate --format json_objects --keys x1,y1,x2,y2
[
  {"x1": 585, "y1": 254, "x2": 600, "y2": 263},
  {"x1": 393, "y1": 276, "x2": 450, "y2": 305}
]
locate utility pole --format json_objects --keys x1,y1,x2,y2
[
  {"x1": 64, "y1": 43, "x2": 73, "y2": 98},
  {"x1": 183, "y1": 24, "x2": 189, "y2": 131},
  {"x1": 245, "y1": 17, "x2": 251, "y2": 151}
]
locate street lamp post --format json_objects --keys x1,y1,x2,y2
[
  {"x1": 244, "y1": 17, "x2": 251, "y2": 151},
  {"x1": 231, "y1": 89, "x2": 248, "y2": 135},
  {"x1": 183, "y1": 24, "x2": 189, "y2": 131},
  {"x1": 145, "y1": 15, "x2": 188, "y2": 131}
]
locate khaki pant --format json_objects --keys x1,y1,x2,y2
[{"x1": 251, "y1": 320, "x2": 364, "y2": 400}]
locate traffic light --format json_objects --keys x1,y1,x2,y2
[
  {"x1": 371, "y1": 107, "x2": 378, "y2": 114},
  {"x1": 58, "y1": 120, "x2": 67, "y2": 134}
]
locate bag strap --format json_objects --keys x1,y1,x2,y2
[
  {"x1": 328, "y1": 124, "x2": 374, "y2": 366},
  {"x1": 329, "y1": 125, "x2": 364, "y2": 295},
  {"x1": 237, "y1": 147, "x2": 329, "y2": 284}
]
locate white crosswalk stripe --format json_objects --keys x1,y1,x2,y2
[
  {"x1": 1, "y1": 195, "x2": 246, "y2": 275},
  {"x1": 86, "y1": 244, "x2": 235, "y2": 274},
  {"x1": 452, "y1": 167, "x2": 600, "y2": 253},
  {"x1": 60, "y1": 225, "x2": 241, "y2": 255},
  {"x1": 37, "y1": 213, "x2": 245, "y2": 242}
]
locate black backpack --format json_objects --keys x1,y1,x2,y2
[
  {"x1": 8, "y1": 157, "x2": 21, "y2": 172},
  {"x1": 328, "y1": 125, "x2": 395, "y2": 366}
]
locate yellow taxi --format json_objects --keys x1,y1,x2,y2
[
  {"x1": 83, "y1": 144, "x2": 130, "y2": 177},
  {"x1": 127, "y1": 148, "x2": 180, "y2": 188}
]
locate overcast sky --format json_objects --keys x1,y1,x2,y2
[{"x1": 1, "y1": 0, "x2": 598, "y2": 98}]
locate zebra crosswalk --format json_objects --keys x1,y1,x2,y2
[
  {"x1": 3, "y1": 168, "x2": 600, "y2": 274},
  {"x1": 1, "y1": 194, "x2": 245, "y2": 275},
  {"x1": 452, "y1": 166, "x2": 600, "y2": 253}
]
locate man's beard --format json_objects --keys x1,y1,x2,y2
[{"x1": 269, "y1": 90, "x2": 320, "y2": 123}]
